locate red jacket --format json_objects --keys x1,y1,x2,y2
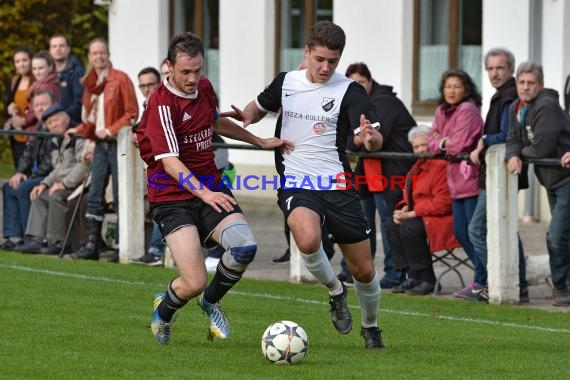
[
  {"x1": 75, "y1": 66, "x2": 138, "y2": 139},
  {"x1": 398, "y1": 159, "x2": 460, "y2": 253}
]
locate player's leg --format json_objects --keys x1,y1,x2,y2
[
  {"x1": 326, "y1": 191, "x2": 383, "y2": 348},
  {"x1": 280, "y1": 189, "x2": 350, "y2": 334},
  {"x1": 197, "y1": 188, "x2": 257, "y2": 340}
]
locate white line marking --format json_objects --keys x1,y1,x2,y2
[{"x1": 2, "y1": 263, "x2": 569, "y2": 334}]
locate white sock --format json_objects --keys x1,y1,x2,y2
[
  {"x1": 300, "y1": 243, "x2": 341, "y2": 292},
  {"x1": 354, "y1": 271, "x2": 381, "y2": 328}
]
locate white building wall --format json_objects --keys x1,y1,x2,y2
[
  {"x1": 107, "y1": 0, "x2": 169, "y2": 115},
  {"x1": 542, "y1": 0, "x2": 570, "y2": 101},
  {"x1": 481, "y1": 0, "x2": 531, "y2": 117},
  {"x1": 335, "y1": 0, "x2": 414, "y2": 109},
  {"x1": 219, "y1": 0, "x2": 277, "y2": 166}
]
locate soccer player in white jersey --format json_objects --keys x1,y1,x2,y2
[
  {"x1": 223, "y1": 21, "x2": 385, "y2": 349},
  {"x1": 137, "y1": 32, "x2": 293, "y2": 345}
]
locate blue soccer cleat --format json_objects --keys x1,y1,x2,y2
[
  {"x1": 197, "y1": 293, "x2": 230, "y2": 341},
  {"x1": 151, "y1": 292, "x2": 173, "y2": 345}
]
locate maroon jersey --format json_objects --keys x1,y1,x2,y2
[{"x1": 137, "y1": 76, "x2": 220, "y2": 202}]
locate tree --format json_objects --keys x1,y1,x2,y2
[{"x1": 0, "y1": 0, "x2": 108, "y2": 166}]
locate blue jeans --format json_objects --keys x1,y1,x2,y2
[
  {"x1": 452, "y1": 196, "x2": 482, "y2": 283},
  {"x1": 3, "y1": 177, "x2": 44, "y2": 239},
  {"x1": 148, "y1": 222, "x2": 165, "y2": 254},
  {"x1": 86, "y1": 142, "x2": 118, "y2": 219},
  {"x1": 468, "y1": 191, "x2": 528, "y2": 288},
  {"x1": 545, "y1": 181, "x2": 570, "y2": 290},
  {"x1": 340, "y1": 192, "x2": 396, "y2": 277}
]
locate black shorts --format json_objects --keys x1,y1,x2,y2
[
  {"x1": 277, "y1": 188, "x2": 369, "y2": 244},
  {"x1": 151, "y1": 186, "x2": 243, "y2": 248}
]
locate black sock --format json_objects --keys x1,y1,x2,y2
[
  {"x1": 157, "y1": 279, "x2": 188, "y2": 322},
  {"x1": 204, "y1": 262, "x2": 242, "y2": 304}
]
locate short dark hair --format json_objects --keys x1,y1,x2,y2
[
  {"x1": 306, "y1": 21, "x2": 346, "y2": 54},
  {"x1": 345, "y1": 62, "x2": 372, "y2": 81},
  {"x1": 438, "y1": 69, "x2": 482, "y2": 107},
  {"x1": 167, "y1": 32, "x2": 204, "y2": 65},
  {"x1": 138, "y1": 66, "x2": 161, "y2": 82}
]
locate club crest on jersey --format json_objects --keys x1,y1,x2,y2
[
  {"x1": 313, "y1": 122, "x2": 326, "y2": 136},
  {"x1": 183, "y1": 112, "x2": 191, "y2": 122},
  {"x1": 321, "y1": 97, "x2": 335, "y2": 112}
]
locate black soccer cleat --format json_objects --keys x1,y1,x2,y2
[
  {"x1": 360, "y1": 326, "x2": 385, "y2": 349},
  {"x1": 329, "y1": 283, "x2": 352, "y2": 334}
]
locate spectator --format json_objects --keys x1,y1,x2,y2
[
  {"x1": 67, "y1": 38, "x2": 139, "y2": 261},
  {"x1": 388, "y1": 125, "x2": 459, "y2": 295},
  {"x1": 4, "y1": 47, "x2": 34, "y2": 167},
  {"x1": 1, "y1": 90, "x2": 57, "y2": 250},
  {"x1": 130, "y1": 66, "x2": 165, "y2": 266},
  {"x1": 468, "y1": 48, "x2": 529, "y2": 303},
  {"x1": 341, "y1": 62, "x2": 416, "y2": 288},
  {"x1": 23, "y1": 51, "x2": 61, "y2": 128},
  {"x1": 427, "y1": 69, "x2": 484, "y2": 299},
  {"x1": 506, "y1": 61, "x2": 570, "y2": 307},
  {"x1": 48, "y1": 34, "x2": 85, "y2": 123},
  {"x1": 14, "y1": 104, "x2": 88, "y2": 254}
]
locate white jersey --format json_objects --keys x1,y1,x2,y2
[{"x1": 256, "y1": 70, "x2": 378, "y2": 190}]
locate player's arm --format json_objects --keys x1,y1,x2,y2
[
  {"x1": 220, "y1": 72, "x2": 285, "y2": 128},
  {"x1": 214, "y1": 118, "x2": 294, "y2": 153},
  {"x1": 161, "y1": 156, "x2": 236, "y2": 213}
]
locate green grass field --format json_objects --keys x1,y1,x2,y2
[{"x1": 1, "y1": 252, "x2": 569, "y2": 379}]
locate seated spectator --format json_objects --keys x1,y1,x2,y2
[
  {"x1": 14, "y1": 104, "x2": 88, "y2": 254},
  {"x1": 388, "y1": 126, "x2": 460, "y2": 295},
  {"x1": 1, "y1": 90, "x2": 57, "y2": 250}
]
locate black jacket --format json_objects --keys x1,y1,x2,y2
[
  {"x1": 347, "y1": 82, "x2": 416, "y2": 205},
  {"x1": 15, "y1": 125, "x2": 56, "y2": 178},
  {"x1": 506, "y1": 88, "x2": 570, "y2": 190}
]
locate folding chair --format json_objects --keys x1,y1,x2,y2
[{"x1": 431, "y1": 248, "x2": 474, "y2": 295}]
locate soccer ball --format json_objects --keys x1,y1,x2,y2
[{"x1": 261, "y1": 320, "x2": 309, "y2": 365}]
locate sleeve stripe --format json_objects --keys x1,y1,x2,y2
[{"x1": 158, "y1": 105, "x2": 179, "y2": 153}]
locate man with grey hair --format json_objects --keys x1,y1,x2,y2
[
  {"x1": 506, "y1": 61, "x2": 570, "y2": 307},
  {"x1": 466, "y1": 48, "x2": 529, "y2": 302}
]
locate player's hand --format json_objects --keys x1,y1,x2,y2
[
  {"x1": 258, "y1": 137, "x2": 295, "y2": 154},
  {"x1": 201, "y1": 191, "x2": 237, "y2": 213},
  {"x1": 507, "y1": 156, "x2": 522, "y2": 175},
  {"x1": 359, "y1": 114, "x2": 383, "y2": 151},
  {"x1": 220, "y1": 105, "x2": 253, "y2": 128}
]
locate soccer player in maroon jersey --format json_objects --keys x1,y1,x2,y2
[{"x1": 137, "y1": 32, "x2": 293, "y2": 345}]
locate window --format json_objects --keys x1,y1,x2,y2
[
  {"x1": 412, "y1": 0, "x2": 482, "y2": 116},
  {"x1": 171, "y1": 0, "x2": 220, "y2": 94},
  {"x1": 274, "y1": 0, "x2": 333, "y2": 74}
]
